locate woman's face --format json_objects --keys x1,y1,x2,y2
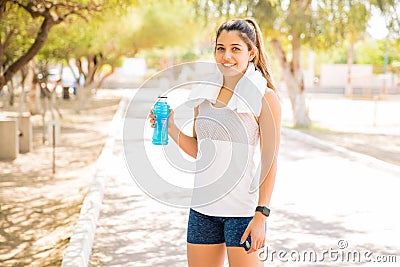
[{"x1": 215, "y1": 30, "x2": 255, "y2": 77}]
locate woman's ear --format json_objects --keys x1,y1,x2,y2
[{"x1": 249, "y1": 49, "x2": 256, "y2": 62}]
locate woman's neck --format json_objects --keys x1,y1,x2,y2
[{"x1": 223, "y1": 73, "x2": 243, "y2": 91}]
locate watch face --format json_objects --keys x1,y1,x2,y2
[
  {"x1": 262, "y1": 207, "x2": 269, "y2": 215},
  {"x1": 256, "y1": 206, "x2": 270, "y2": 216},
  {"x1": 262, "y1": 207, "x2": 267, "y2": 213}
]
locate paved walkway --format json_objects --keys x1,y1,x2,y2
[{"x1": 69, "y1": 89, "x2": 400, "y2": 266}]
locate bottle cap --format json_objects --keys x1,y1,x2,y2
[{"x1": 158, "y1": 96, "x2": 168, "y2": 102}]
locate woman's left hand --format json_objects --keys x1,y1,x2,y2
[{"x1": 240, "y1": 212, "x2": 267, "y2": 254}]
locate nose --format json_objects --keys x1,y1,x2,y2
[{"x1": 222, "y1": 51, "x2": 232, "y2": 60}]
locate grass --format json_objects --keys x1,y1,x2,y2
[{"x1": 283, "y1": 122, "x2": 336, "y2": 134}]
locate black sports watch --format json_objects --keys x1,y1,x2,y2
[{"x1": 255, "y1": 206, "x2": 270, "y2": 217}]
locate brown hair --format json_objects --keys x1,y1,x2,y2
[{"x1": 216, "y1": 18, "x2": 277, "y2": 92}]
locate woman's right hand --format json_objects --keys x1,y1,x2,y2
[
  {"x1": 149, "y1": 108, "x2": 175, "y2": 133},
  {"x1": 150, "y1": 107, "x2": 198, "y2": 158},
  {"x1": 149, "y1": 109, "x2": 156, "y2": 128}
]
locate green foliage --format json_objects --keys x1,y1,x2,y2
[
  {"x1": 0, "y1": 3, "x2": 42, "y2": 68},
  {"x1": 4, "y1": 0, "x2": 396, "y2": 90},
  {"x1": 307, "y1": 1, "x2": 371, "y2": 51},
  {"x1": 354, "y1": 38, "x2": 385, "y2": 65},
  {"x1": 38, "y1": 0, "x2": 198, "y2": 83},
  {"x1": 312, "y1": 36, "x2": 400, "y2": 75},
  {"x1": 1, "y1": 0, "x2": 133, "y2": 88},
  {"x1": 126, "y1": 1, "x2": 198, "y2": 50},
  {"x1": 48, "y1": 0, "x2": 198, "y2": 59},
  {"x1": 193, "y1": 0, "x2": 372, "y2": 51}
]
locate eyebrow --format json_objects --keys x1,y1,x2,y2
[{"x1": 216, "y1": 43, "x2": 244, "y2": 46}]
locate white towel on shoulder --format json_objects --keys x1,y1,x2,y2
[{"x1": 186, "y1": 63, "x2": 271, "y2": 117}]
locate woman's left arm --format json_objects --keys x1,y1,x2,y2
[
  {"x1": 257, "y1": 89, "x2": 281, "y2": 211},
  {"x1": 241, "y1": 90, "x2": 281, "y2": 254}
]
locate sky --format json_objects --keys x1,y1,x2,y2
[{"x1": 367, "y1": 9, "x2": 389, "y2": 39}]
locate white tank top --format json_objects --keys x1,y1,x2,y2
[{"x1": 191, "y1": 100, "x2": 261, "y2": 217}]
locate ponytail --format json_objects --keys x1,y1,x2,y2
[{"x1": 244, "y1": 18, "x2": 277, "y2": 92}]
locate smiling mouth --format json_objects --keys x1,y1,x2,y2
[{"x1": 222, "y1": 63, "x2": 236, "y2": 67}]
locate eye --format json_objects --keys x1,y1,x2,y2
[
  {"x1": 232, "y1": 47, "x2": 240, "y2": 51},
  {"x1": 216, "y1": 47, "x2": 224, "y2": 51}
]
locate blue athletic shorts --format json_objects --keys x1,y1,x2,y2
[{"x1": 187, "y1": 208, "x2": 266, "y2": 247}]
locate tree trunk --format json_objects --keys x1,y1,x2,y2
[
  {"x1": 0, "y1": 2, "x2": 6, "y2": 21},
  {"x1": 271, "y1": 38, "x2": 311, "y2": 127},
  {"x1": 86, "y1": 55, "x2": 98, "y2": 85},
  {"x1": 26, "y1": 61, "x2": 42, "y2": 115},
  {"x1": 8, "y1": 80, "x2": 14, "y2": 106},
  {"x1": 345, "y1": 42, "x2": 355, "y2": 97},
  {"x1": 41, "y1": 95, "x2": 48, "y2": 144},
  {"x1": 96, "y1": 66, "x2": 115, "y2": 89},
  {"x1": 19, "y1": 67, "x2": 28, "y2": 115},
  {"x1": 1, "y1": 16, "x2": 56, "y2": 89}
]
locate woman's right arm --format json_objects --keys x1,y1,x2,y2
[{"x1": 167, "y1": 107, "x2": 199, "y2": 159}]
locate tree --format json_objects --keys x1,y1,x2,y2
[
  {"x1": 40, "y1": 0, "x2": 198, "y2": 91},
  {"x1": 371, "y1": 0, "x2": 400, "y2": 87},
  {"x1": 42, "y1": 14, "x2": 124, "y2": 93},
  {"x1": 342, "y1": 1, "x2": 371, "y2": 97},
  {"x1": 266, "y1": 1, "x2": 314, "y2": 127},
  {"x1": 0, "y1": 0, "x2": 105, "y2": 91}
]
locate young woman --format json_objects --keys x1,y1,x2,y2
[{"x1": 151, "y1": 18, "x2": 281, "y2": 267}]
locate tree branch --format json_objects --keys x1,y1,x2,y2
[
  {"x1": 0, "y1": 28, "x2": 16, "y2": 69},
  {"x1": 52, "y1": 1, "x2": 102, "y2": 22},
  {"x1": 0, "y1": 1, "x2": 6, "y2": 21},
  {"x1": 271, "y1": 38, "x2": 288, "y2": 71},
  {"x1": 1, "y1": 16, "x2": 56, "y2": 88},
  {"x1": 11, "y1": 0, "x2": 44, "y2": 18},
  {"x1": 96, "y1": 66, "x2": 115, "y2": 89},
  {"x1": 0, "y1": 0, "x2": 104, "y2": 90}
]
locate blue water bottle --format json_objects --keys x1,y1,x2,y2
[{"x1": 152, "y1": 96, "x2": 170, "y2": 145}]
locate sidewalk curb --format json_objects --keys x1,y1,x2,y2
[
  {"x1": 282, "y1": 127, "x2": 400, "y2": 174},
  {"x1": 61, "y1": 93, "x2": 128, "y2": 267}
]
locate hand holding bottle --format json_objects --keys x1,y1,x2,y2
[
  {"x1": 150, "y1": 96, "x2": 174, "y2": 145},
  {"x1": 149, "y1": 109, "x2": 174, "y2": 129}
]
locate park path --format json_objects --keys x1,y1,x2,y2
[{"x1": 86, "y1": 89, "x2": 400, "y2": 267}]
